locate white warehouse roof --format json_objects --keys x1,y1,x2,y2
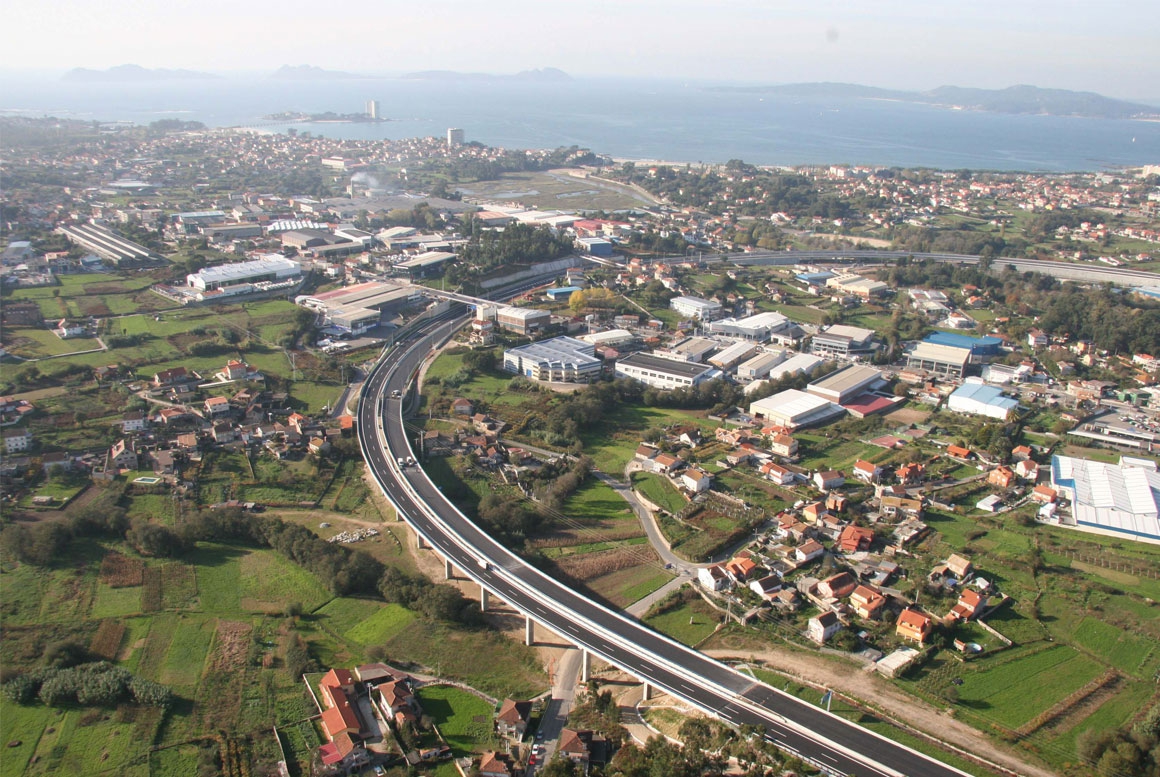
[
  {"x1": 1051, "y1": 455, "x2": 1160, "y2": 540},
  {"x1": 748, "y1": 389, "x2": 845, "y2": 429}
]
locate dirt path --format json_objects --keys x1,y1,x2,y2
[{"x1": 702, "y1": 647, "x2": 1058, "y2": 777}]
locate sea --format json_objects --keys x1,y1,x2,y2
[{"x1": 2, "y1": 75, "x2": 1159, "y2": 172}]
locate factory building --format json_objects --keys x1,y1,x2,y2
[
  {"x1": 670, "y1": 295, "x2": 723, "y2": 321},
  {"x1": 1051, "y1": 455, "x2": 1160, "y2": 541},
  {"x1": 614, "y1": 353, "x2": 716, "y2": 390},
  {"x1": 503, "y1": 337, "x2": 602, "y2": 384},
  {"x1": 807, "y1": 365, "x2": 885, "y2": 405},
  {"x1": 187, "y1": 256, "x2": 301, "y2": 292},
  {"x1": 904, "y1": 342, "x2": 972, "y2": 379},
  {"x1": 709, "y1": 311, "x2": 799, "y2": 343},
  {"x1": 748, "y1": 389, "x2": 845, "y2": 430},
  {"x1": 946, "y1": 382, "x2": 1020, "y2": 420},
  {"x1": 494, "y1": 307, "x2": 551, "y2": 336},
  {"x1": 810, "y1": 325, "x2": 877, "y2": 360}
]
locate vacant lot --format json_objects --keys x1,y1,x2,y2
[
  {"x1": 454, "y1": 169, "x2": 654, "y2": 211},
  {"x1": 644, "y1": 591, "x2": 722, "y2": 646},
  {"x1": 416, "y1": 685, "x2": 498, "y2": 757}
]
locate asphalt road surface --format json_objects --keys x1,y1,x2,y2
[{"x1": 357, "y1": 313, "x2": 972, "y2": 777}]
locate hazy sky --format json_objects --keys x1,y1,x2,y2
[{"x1": 5, "y1": 0, "x2": 1158, "y2": 98}]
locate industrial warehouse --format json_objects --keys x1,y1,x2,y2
[{"x1": 502, "y1": 337, "x2": 602, "y2": 383}]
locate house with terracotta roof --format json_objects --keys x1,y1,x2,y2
[
  {"x1": 801, "y1": 501, "x2": 826, "y2": 524},
  {"x1": 837, "y1": 525, "x2": 874, "y2": 554},
  {"x1": 850, "y1": 585, "x2": 887, "y2": 620},
  {"x1": 825, "y1": 493, "x2": 848, "y2": 513},
  {"x1": 988, "y1": 466, "x2": 1016, "y2": 489},
  {"x1": 852, "y1": 459, "x2": 882, "y2": 484},
  {"x1": 558, "y1": 728, "x2": 605, "y2": 767},
  {"x1": 949, "y1": 588, "x2": 988, "y2": 621},
  {"x1": 724, "y1": 555, "x2": 758, "y2": 583},
  {"x1": 896, "y1": 608, "x2": 933, "y2": 644},
  {"x1": 204, "y1": 396, "x2": 232, "y2": 416},
  {"x1": 896, "y1": 462, "x2": 924, "y2": 485},
  {"x1": 769, "y1": 433, "x2": 798, "y2": 457},
  {"x1": 818, "y1": 571, "x2": 857, "y2": 599},
  {"x1": 760, "y1": 460, "x2": 794, "y2": 485},
  {"x1": 317, "y1": 667, "x2": 368, "y2": 769},
  {"x1": 1031, "y1": 485, "x2": 1058, "y2": 503},
  {"x1": 946, "y1": 444, "x2": 973, "y2": 459},
  {"x1": 946, "y1": 553, "x2": 973, "y2": 579},
  {"x1": 495, "y1": 699, "x2": 533, "y2": 739},
  {"x1": 880, "y1": 495, "x2": 924, "y2": 520},
  {"x1": 680, "y1": 467, "x2": 713, "y2": 494},
  {"x1": 650, "y1": 453, "x2": 681, "y2": 474},
  {"x1": 478, "y1": 751, "x2": 513, "y2": 777},
  {"x1": 1011, "y1": 445, "x2": 1033, "y2": 460}
]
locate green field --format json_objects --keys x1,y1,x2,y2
[
  {"x1": 415, "y1": 685, "x2": 498, "y2": 756},
  {"x1": 644, "y1": 592, "x2": 721, "y2": 646},
  {"x1": 343, "y1": 603, "x2": 416, "y2": 646},
  {"x1": 631, "y1": 471, "x2": 687, "y2": 513}
]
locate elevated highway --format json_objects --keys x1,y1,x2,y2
[{"x1": 358, "y1": 314, "x2": 975, "y2": 777}]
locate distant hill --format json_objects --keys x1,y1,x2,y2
[
  {"x1": 63, "y1": 64, "x2": 219, "y2": 82},
  {"x1": 271, "y1": 65, "x2": 363, "y2": 80},
  {"x1": 402, "y1": 67, "x2": 571, "y2": 83},
  {"x1": 712, "y1": 81, "x2": 1160, "y2": 120}
]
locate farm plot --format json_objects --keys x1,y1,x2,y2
[
  {"x1": 644, "y1": 590, "x2": 721, "y2": 646},
  {"x1": 949, "y1": 645, "x2": 1105, "y2": 729},
  {"x1": 1070, "y1": 617, "x2": 1154, "y2": 676},
  {"x1": 343, "y1": 604, "x2": 416, "y2": 646},
  {"x1": 415, "y1": 685, "x2": 498, "y2": 757},
  {"x1": 160, "y1": 617, "x2": 216, "y2": 689},
  {"x1": 238, "y1": 550, "x2": 331, "y2": 613}
]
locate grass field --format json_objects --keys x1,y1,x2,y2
[
  {"x1": 415, "y1": 685, "x2": 498, "y2": 757},
  {"x1": 343, "y1": 604, "x2": 416, "y2": 646},
  {"x1": 1069, "y1": 617, "x2": 1153, "y2": 676},
  {"x1": 239, "y1": 550, "x2": 332, "y2": 613},
  {"x1": 631, "y1": 471, "x2": 687, "y2": 513},
  {"x1": 160, "y1": 617, "x2": 216, "y2": 688},
  {"x1": 644, "y1": 594, "x2": 721, "y2": 646}
]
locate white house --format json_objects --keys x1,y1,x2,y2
[
  {"x1": 698, "y1": 565, "x2": 731, "y2": 592},
  {"x1": 813, "y1": 470, "x2": 845, "y2": 491},
  {"x1": 760, "y1": 461, "x2": 795, "y2": 486},
  {"x1": 3, "y1": 427, "x2": 32, "y2": 452},
  {"x1": 680, "y1": 467, "x2": 712, "y2": 493},
  {"x1": 807, "y1": 611, "x2": 841, "y2": 644}
]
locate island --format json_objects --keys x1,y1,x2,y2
[{"x1": 262, "y1": 110, "x2": 389, "y2": 124}]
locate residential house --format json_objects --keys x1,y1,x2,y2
[
  {"x1": 988, "y1": 466, "x2": 1016, "y2": 489},
  {"x1": 152, "y1": 366, "x2": 193, "y2": 387},
  {"x1": 892, "y1": 518, "x2": 930, "y2": 546},
  {"x1": 837, "y1": 525, "x2": 874, "y2": 554},
  {"x1": 54, "y1": 318, "x2": 87, "y2": 338},
  {"x1": 896, "y1": 462, "x2": 924, "y2": 485},
  {"x1": 813, "y1": 470, "x2": 845, "y2": 491},
  {"x1": 768, "y1": 433, "x2": 798, "y2": 457},
  {"x1": 749, "y1": 575, "x2": 783, "y2": 601},
  {"x1": 211, "y1": 423, "x2": 238, "y2": 444},
  {"x1": 850, "y1": 585, "x2": 887, "y2": 620},
  {"x1": 223, "y1": 360, "x2": 249, "y2": 380},
  {"x1": 157, "y1": 407, "x2": 191, "y2": 425},
  {"x1": 760, "y1": 461, "x2": 794, "y2": 485},
  {"x1": 121, "y1": 411, "x2": 148, "y2": 432},
  {"x1": 946, "y1": 445, "x2": 973, "y2": 459},
  {"x1": 176, "y1": 432, "x2": 200, "y2": 451},
  {"x1": 852, "y1": 459, "x2": 882, "y2": 484},
  {"x1": 896, "y1": 608, "x2": 933, "y2": 644},
  {"x1": 495, "y1": 699, "x2": 533, "y2": 740},
  {"x1": 3, "y1": 427, "x2": 32, "y2": 453},
  {"x1": 651, "y1": 453, "x2": 681, "y2": 475},
  {"x1": 880, "y1": 495, "x2": 925, "y2": 520},
  {"x1": 946, "y1": 554, "x2": 973, "y2": 579},
  {"x1": 818, "y1": 571, "x2": 857, "y2": 599},
  {"x1": 698, "y1": 565, "x2": 731, "y2": 592},
  {"x1": 1011, "y1": 445, "x2": 1034, "y2": 461},
  {"x1": 451, "y1": 397, "x2": 474, "y2": 415},
  {"x1": 204, "y1": 396, "x2": 232, "y2": 416},
  {"x1": 478, "y1": 752, "x2": 513, "y2": 777},
  {"x1": 107, "y1": 439, "x2": 138, "y2": 471},
  {"x1": 949, "y1": 589, "x2": 988, "y2": 621},
  {"x1": 801, "y1": 501, "x2": 826, "y2": 524},
  {"x1": 1028, "y1": 330, "x2": 1048, "y2": 348},
  {"x1": 794, "y1": 539, "x2": 825, "y2": 564},
  {"x1": 1015, "y1": 460, "x2": 1038, "y2": 481},
  {"x1": 151, "y1": 450, "x2": 176, "y2": 475},
  {"x1": 724, "y1": 554, "x2": 758, "y2": 583},
  {"x1": 634, "y1": 443, "x2": 659, "y2": 462},
  {"x1": 807, "y1": 611, "x2": 842, "y2": 644},
  {"x1": 680, "y1": 467, "x2": 712, "y2": 494},
  {"x1": 558, "y1": 728, "x2": 604, "y2": 767},
  {"x1": 825, "y1": 493, "x2": 848, "y2": 513},
  {"x1": 1031, "y1": 485, "x2": 1058, "y2": 503}
]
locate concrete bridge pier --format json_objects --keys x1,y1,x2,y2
[
  {"x1": 444, "y1": 558, "x2": 454, "y2": 580},
  {"x1": 480, "y1": 587, "x2": 490, "y2": 612},
  {"x1": 581, "y1": 649, "x2": 591, "y2": 683},
  {"x1": 642, "y1": 682, "x2": 652, "y2": 701},
  {"x1": 416, "y1": 533, "x2": 426, "y2": 550},
  {"x1": 525, "y1": 616, "x2": 534, "y2": 646}
]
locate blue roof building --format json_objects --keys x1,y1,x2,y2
[
  {"x1": 796, "y1": 271, "x2": 836, "y2": 285},
  {"x1": 545, "y1": 286, "x2": 582, "y2": 301},
  {"x1": 924, "y1": 331, "x2": 1003, "y2": 358}
]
